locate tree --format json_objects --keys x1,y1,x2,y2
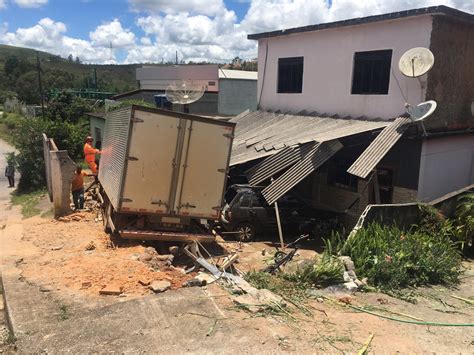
[
  {"x1": 68, "y1": 54, "x2": 74, "y2": 62},
  {"x1": 75, "y1": 56, "x2": 81, "y2": 64},
  {"x1": 44, "y1": 91, "x2": 92, "y2": 123},
  {"x1": 4, "y1": 56, "x2": 20, "y2": 79},
  {"x1": 15, "y1": 71, "x2": 40, "y2": 104}
]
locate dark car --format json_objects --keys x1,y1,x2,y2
[{"x1": 219, "y1": 184, "x2": 329, "y2": 241}]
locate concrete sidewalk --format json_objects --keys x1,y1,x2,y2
[{"x1": 0, "y1": 213, "x2": 286, "y2": 353}]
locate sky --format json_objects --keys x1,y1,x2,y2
[{"x1": 0, "y1": 0, "x2": 473, "y2": 64}]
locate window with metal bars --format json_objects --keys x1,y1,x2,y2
[
  {"x1": 351, "y1": 50, "x2": 392, "y2": 95},
  {"x1": 277, "y1": 57, "x2": 304, "y2": 93}
]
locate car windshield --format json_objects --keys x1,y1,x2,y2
[{"x1": 224, "y1": 187, "x2": 238, "y2": 204}]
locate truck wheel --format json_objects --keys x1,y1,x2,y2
[{"x1": 235, "y1": 223, "x2": 256, "y2": 242}]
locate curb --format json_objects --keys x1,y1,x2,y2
[{"x1": 0, "y1": 273, "x2": 16, "y2": 340}]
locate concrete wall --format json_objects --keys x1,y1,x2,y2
[
  {"x1": 42, "y1": 134, "x2": 76, "y2": 217},
  {"x1": 218, "y1": 79, "x2": 257, "y2": 115},
  {"x1": 257, "y1": 15, "x2": 432, "y2": 119},
  {"x1": 418, "y1": 133, "x2": 474, "y2": 201},
  {"x1": 426, "y1": 15, "x2": 474, "y2": 131}
]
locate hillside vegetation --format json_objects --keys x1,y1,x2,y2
[{"x1": 0, "y1": 44, "x2": 138, "y2": 104}]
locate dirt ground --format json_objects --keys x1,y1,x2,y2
[{"x1": 9, "y1": 204, "x2": 474, "y2": 353}]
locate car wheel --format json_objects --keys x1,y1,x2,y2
[{"x1": 235, "y1": 223, "x2": 256, "y2": 242}]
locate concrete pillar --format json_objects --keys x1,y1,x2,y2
[{"x1": 50, "y1": 150, "x2": 76, "y2": 218}]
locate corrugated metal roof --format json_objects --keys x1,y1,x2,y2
[
  {"x1": 347, "y1": 116, "x2": 411, "y2": 179},
  {"x1": 247, "y1": 143, "x2": 314, "y2": 186},
  {"x1": 230, "y1": 110, "x2": 389, "y2": 166},
  {"x1": 218, "y1": 69, "x2": 258, "y2": 80},
  {"x1": 262, "y1": 140, "x2": 343, "y2": 205}
]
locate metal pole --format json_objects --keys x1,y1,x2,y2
[
  {"x1": 36, "y1": 52, "x2": 45, "y2": 120},
  {"x1": 270, "y1": 177, "x2": 285, "y2": 249}
]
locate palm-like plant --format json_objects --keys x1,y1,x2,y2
[{"x1": 455, "y1": 193, "x2": 474, "y2": 251}]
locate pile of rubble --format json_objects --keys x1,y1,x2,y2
[{"x1": 339, "y1": 256, "x2": 367, "y2": 292}]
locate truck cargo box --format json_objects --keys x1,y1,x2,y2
[{"x1": 99, "y1": 105, "x2": 235, "y2": 223}]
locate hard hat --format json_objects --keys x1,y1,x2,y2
[{"x1": 85, "y1": 136, "x2": 93, "y2": 142}]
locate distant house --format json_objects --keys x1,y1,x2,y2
[
  {"x1": 230, "y1": 5, "x2": 474, "y2": 223},
  {"x1": 86, "y1": 112, "x2": 106, "y2": 150},
  {"x1": 111, "y1": 64, "x2": 258, "y2": 116}
]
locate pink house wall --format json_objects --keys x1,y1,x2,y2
[{"x1": 257, "y1": 15, "x2": 433, "y2": 119}]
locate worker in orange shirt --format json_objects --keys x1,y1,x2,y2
[
  {"x1": 71, "y1": 166, "x2": 88, "y2": 210},
  {"x1": 83, "y1": 136, "x2": 101, "y2": 175}
]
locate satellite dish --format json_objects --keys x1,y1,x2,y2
[
  {"x1": 399, "y1": 47, "x2": 434, "y2": 78},
  {"x1": 406, "y1": 100, "x2": 437, "y2": 137},
  {"x1": 407, "y1": 100, "x2": 437, "y2": 122},
  {"x1": 165, "y1": 81, "x2": 206, "y2": 105}
]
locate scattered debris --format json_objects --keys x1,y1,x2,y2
[
  {"x1": 138, "y1": 279, "x2": 150, "y2": 286},
  {"x1": 85, "y1": 241, "x2": 96, "y2": 251},
  {"x1": 81, "y1": 281, "x2": 92, "y2": 289},
  {"x1": 183, "y1": 278, "x2": 207, "y2": 287},
  {"x1": 337, "y1": 295, "x2": 352, "y2": 305},
  {"x1": 99, "y1": 284, "x2": 123, "y2": 296},
  {"x1": 51, "y1": 244, "x2": 64, "y2": 251},
  {"x1": 358, "y1": 333, "x2": 374, "y2": 355},
  {"x1": 451, "y1": 295, "x2": 474, "y2": 305},
  {"x1": 150, "y1": 280, "x2": 171, "y2": 293}
]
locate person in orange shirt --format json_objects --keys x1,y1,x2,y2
[
  {"x1": 83, "y1": 136, "x2": 101, "y2": 175},
  {"x1": 71, "y1": 166, "x2": 88, "y2": 210}
]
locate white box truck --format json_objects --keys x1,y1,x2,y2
[{"x1": 98, "y1": 105, "x2": 235, "y2": 242}]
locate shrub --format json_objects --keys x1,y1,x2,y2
[
  {"x1": 454, "y1": 193, "x2": 474, "y2": 251},
  {"x1": 342, "y1": 222, "x2": 462, "y2": 290},
  {"x1": 12, "y1": 117, "x2": 88, "y2": 192},
  {"x1": 3, "y1": 113, "x2": 24, "y2": 129}
]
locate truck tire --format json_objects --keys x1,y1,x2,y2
[{"x1": 235, "y1": 222, "x2": 256, "y2": 242}]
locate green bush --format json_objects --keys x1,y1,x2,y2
[
  {"x1": 342, "y1": 222, "x2": 462, "y2": 290},
  {"x1": 3, "y1": 113, "x2": 24, "y2": 129},
  {"x1": 12, "y1": 117, "x2": 88, "y2": 192}
]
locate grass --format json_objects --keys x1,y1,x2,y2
[
  {"x1": 58, "y1": 304, "x2": 69, "y2": 321},
  {"x1": 11, "y1": 189, "x2": 46, "y2": 219},
  {"x1": 0, "y1": 122, "x2": 15, "y2": 146}
]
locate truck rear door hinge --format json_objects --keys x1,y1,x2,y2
[
  {"x1": 179, "y1": 202, "x2": 196, "y2": 209},
  {"x1": 151, "y1": 199, "x2": 168, "y2": 207},
  {"x1": 127, "y1": 156, "x2": 139, "y2": 161},
  {"x1": 131, "y1": 117, "x2": 144, "y2": 123},
  {"x1": 217, "y1": 168, "x2": 228, "y2": 173},
  {"x1": 121, "y1": 198, "x2": 133, "y2": 203},
  {"x1": 223, "y1": 133, "x2": 234, "y2": 139}
]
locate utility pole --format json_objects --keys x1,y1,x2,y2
[
  {"x1": 175, "y1": 51, "x2": 178, "y2": 65},
  {"x1": 93, "y1": 67, "x2": 98, "y2": 90},
  {"x1": 36, "y1": 52, "x2": 45, "y2": 120}
]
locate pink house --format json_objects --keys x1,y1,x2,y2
[{"x1": 228, "y1": 6, "x2": 474, "y2": 224}]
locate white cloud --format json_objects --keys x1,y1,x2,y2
[
  {"x1": 1, "y1": 18, "x2": 117, "y2": 63},
  {"x1": 14, "y1": 0, "x2": 48, "y2": 8},
  {"x1": 1, "y1": 1, "x2": 474, "y2": 64},
  {"x1": 89, "y1": 19, "x2": 136, "y2": 48},
  {"x1": 128, "y1": 0, "x2": 225, "y2": 16},
  {"x1": 126, "y1": 8, "x2": 255, "y2": 63},
  {"x1": 0, "y1": 0, "x2": 6, "y2": 9}
]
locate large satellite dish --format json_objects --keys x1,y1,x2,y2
[
  {"x1": 165, "y1": 81, "x2": 206, "y2": 105},
  {"x1": 399, "y1": 47, "x2": 434, "y2": 78}
]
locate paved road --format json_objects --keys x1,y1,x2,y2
[
  {"x1": 0, "y1": 139, "x2": 16, "y2": 351},
  {"x1": 0, "y1": 138, "x2": 16, "y2": 224}
]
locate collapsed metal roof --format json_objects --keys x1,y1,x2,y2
[
  {"x1": 347, "y1": 116, "x2": 411, "y2": 178},
  {"x1": 229, "y1": 110, "x2": 395, "y2": 204},
  {"x1": 229, "y1": 110, "x2": 389, "y2": 166}
]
